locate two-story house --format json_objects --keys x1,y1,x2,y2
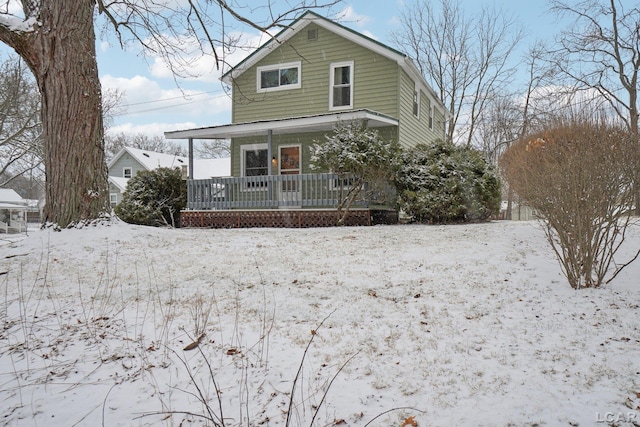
[{"x1": 165, "y1": 11, "x2": 449, "y2": 228}]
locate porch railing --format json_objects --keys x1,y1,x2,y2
[{"x1": 186, "y1": 173, "x2": 393, "y2": 210}]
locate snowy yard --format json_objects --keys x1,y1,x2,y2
[{"x1": 0, "y1": 220, "x2": 639, "y2": 426}]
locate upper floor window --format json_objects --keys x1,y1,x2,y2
[
  {"x1": 413, "y1": 85, "x2": 420, "y2": 118},
  {"x1": 257, "y1": 62, "x2": 301, "y2": 92},
  {"x1": 123, "y1": 167, "x2": 132, "y2": 178},
  {"x1": 330, "y1": 61, "x2": 354, "y2": 110}
]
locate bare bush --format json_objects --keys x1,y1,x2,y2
[{"x1": 501, "y1": 116, "x2": 640, "y2": 288}]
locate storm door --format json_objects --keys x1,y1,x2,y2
[{"x1": 279, "y1": 145, "x2": 301, "y2": 206}]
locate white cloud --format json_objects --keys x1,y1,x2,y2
[
  {"x1": 100, "y1": 74, "x2": 232, "y2": 120},
  {"x1": 145, "y1": 31, "x2": 264, "y2": 84},
  {"x1": 387, "y1": 15, "x2": 402, "y2": 27},
  {"x1": 338, "y1": 6, "x2": 372, "y2": 28},
  {"x1": 107, "y1": 122, "x2": 198, "y2": 139},
  {"x1": 361, "y1": 30, "x2": 379, "y2": 41}
]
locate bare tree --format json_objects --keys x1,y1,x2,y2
[
  {"x1": 0, "y1": 55, "x2": 42, "y2": 190},
  {"x1": 195, "y1": 139, "x2": 231, "y2": 159},
  {"x1": 102, "y1": 87, "x2": 125, "y2": 130},
  {"x1": 104, "y1": 132, "x2": 187, "y2": 161},
  {"x1": 546, "y1": 0, "x2": 640, "y2": 210},
  {"x1": 392, "y1": 0, "x2": 523, "y2": 145},
  {"x1": 476, "y1": 43, "x2": 553, "y2": 219},
  {"x1": 0, "y1": 0, "x2": 341, "y2": 227},
  {"x1": 501, "y1": 115, "x2": 640, "y2": 288}
]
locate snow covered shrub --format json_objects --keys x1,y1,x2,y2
[
  {"x1": 501, "y1": 117, "x2": 639, "y2": 289},
  {"x1": 115, "y1": 167, "x2": 187, "y2": 227},
  {"x1": 311, "y1": 121, "x2": 400, "y2": 225},
  {"x1": 395, "y1": 140, "x2": 501, "y2": 223}
]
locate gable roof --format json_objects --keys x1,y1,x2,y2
[
  {"x1": 193, "y1": 158, "x2": 231, "y2": 179},
  {"x1": 221, "y1": 10, "x2": 449, "y2": 118},
  {"x1": 0, "y1": 188, "x2": 27, "y2": 205},
  {"x1": 108, "y1": 176, "x2": 129, "y2": 193},
  {"x1": 108, "y1": 146, "x2": 188, "y2": 171},
  {"x1": 0, "y1": 188, "x2": 28, "y2": 210},
  {"x1": 108, "y1": 146, "x2": 231, "y2": 182}
]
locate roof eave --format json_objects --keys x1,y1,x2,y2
[{"x1": 164, "y1": 110, "x2": 398, "y2": 140}]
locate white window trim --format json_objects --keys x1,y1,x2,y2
[
  {"x1": 413, "y1": 81, "x2": 420, "y2": 119},
  {"x1": 256, "y1": 61, "x2": 301, "y2": 93},
  {"x1": 123, "y1": 167, "x2": 132, "y2": 178},
  {"x1": 240, "y1": 143, "x2": 269, "y2": 192},
  {"x1": 278, "y1": 144, "x2": 302, "y2": 175},
  {"x1": 110, "y1": 193, "x2": 118, "y2": 205},
  {"x1": 429, "y1": 104, "x2": 434, "y2": 130},
  {"x1": 329, "y1": 60, "x2": 354, "y2": 111}
]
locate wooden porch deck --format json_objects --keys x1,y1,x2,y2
[{"x1": 180, "y1": 209, "x2": 398, "y2": 228}]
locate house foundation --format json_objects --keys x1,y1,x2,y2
[{"x1": 180, "y1": 209, "x2": 398, "y2": 228}]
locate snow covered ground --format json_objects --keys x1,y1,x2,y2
[{"x1": 0, "y1": 220, "x2": 639, "y2": 426}]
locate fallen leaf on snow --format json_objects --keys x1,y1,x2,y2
[
  {"x1": 401, "y1": 416, "x2": 418, "y2": 427},
  {"x1": 183, "y1": 333, "x2": 205, "y2": 351}
]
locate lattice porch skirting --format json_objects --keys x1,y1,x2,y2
[{"x1": 180, "y1": 209, "x2": 398, "y2": 228}]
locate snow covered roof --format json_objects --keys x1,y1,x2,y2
[
  {"x1": 108, "y1": 146, "x2": 188, "y2": 171},
  {"x1": 0, "y1": 189, "x2": 27, "y2": 206},
  {"x1": 108, "y1": 176, "x2": 129, "y2": 192},
  {"x1": 193, "y1": 158, "x2": 230, "y2": 179},
  {"x1": 108, "y1": 146, "x2": 230, "y2": 179}
]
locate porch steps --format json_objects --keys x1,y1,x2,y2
[{"x1": 180, "y1": 209, "x2": 398, "y2": 228}]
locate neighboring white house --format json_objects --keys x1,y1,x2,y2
[
  {"x1": 107, "y1": 146, "x2": 230, "y2": 206},
  {"x1": 0, "y1": 188, "x2": 28, "y2": 233}
]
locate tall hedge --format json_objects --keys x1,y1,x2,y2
[{"x1": 395, "y1": 140, "x2": 501, "y2": 223}]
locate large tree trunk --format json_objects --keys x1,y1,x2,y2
[{"x1": 7, "y1": 0, "x2": 109, "y2": 227}]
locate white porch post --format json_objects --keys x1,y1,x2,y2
[
  {"x1": 267, "y1": 130, "x2": 273, "y2": 175},
  {"x1": 188, "y1": 138, "x2": 194, "y2": 179},
  {"x1": 267, "y1": 129, "x2": 275, "y2": 206}
]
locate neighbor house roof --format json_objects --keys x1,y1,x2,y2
[
  {"x1": 108, "y1": 146, "x2": 188, "y2": 171},
  {"x1": 108, "y1": 176, "x2": 129, "y2": 193},
  {"x1": 0, "y1": 189, "x2": 27, "y2": 206},
  {"x1": 193, "y1": 158, "x2": 231, "y2": 179},
  {"x1": 108, "y1": 146, "x2": 230, "y2": 183},
  {"x1": 221, "y1": 10, "x2": 448, "y2": 119}
]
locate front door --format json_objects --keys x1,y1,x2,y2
[{"x1": 279, "y1": 145, "x2": 301, "y2": 206}]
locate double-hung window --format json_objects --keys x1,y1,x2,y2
[
  {"x1": 330, "y1": 61, "x2": 354, "y2": 110},
  {"x1": 123, "y1": 167, "x2": 132, "y2": 178},
  {"x1": 413, "y1": 81, "x2": 421, "y2": 118},
  {"x1": 241, "y1": 144, "x2": 268, "y2": 188},
  {"x1": 257, "y1": 62, "x2": 301, "y2": 92}
]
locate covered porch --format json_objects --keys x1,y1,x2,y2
[
  {"x1": 0, "y1": 189, "x2": 28, "y2": 234},
  {"x1": 165, "y1": 110, "x2": 399, "y2": 227}
]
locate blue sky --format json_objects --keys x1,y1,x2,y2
[{"x1": 3, "y1": 1, "x2": 560, "y2": 140}]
